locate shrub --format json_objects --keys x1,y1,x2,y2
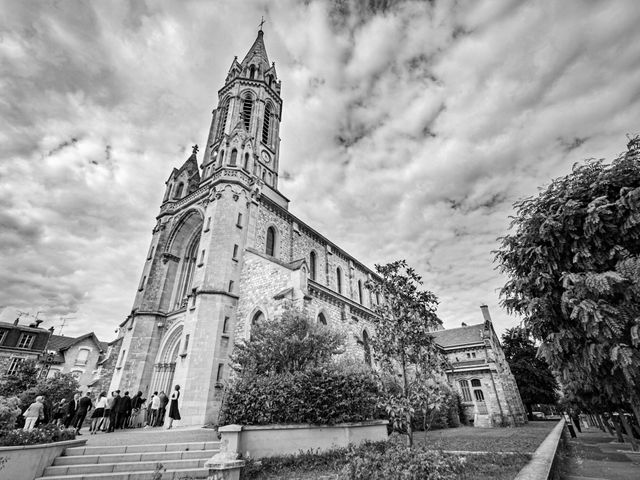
[
  {"x1": 0, "y1": 424, "x2": 76, "y2": 446},
  {"x1": 0, "y1": 396, "x2": 22, "y2": 430},
  {"x1": 19, "y1": 373, "x2": 80, "y2": 423},
  {"x1": 412, "y1": 391, "x2": 463, "y2": 432},
  {"x1": 221, "y1": 364, "x2": 384, "y2": 425},
  {"x1": 340, "y1": 439, "x2": 465, "y2": 480}
]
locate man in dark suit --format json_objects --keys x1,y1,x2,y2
[
  {"x1": 116, "y1": 391, "x2": 132, "y2": 429},
  {"x1": 73, "y1": 392, "x2": 93, "y2": 435},
  {"x1": 108, "y1": 390, "x2": 121, "y2": 432},
  {"x1": 64, "y1": 393, "x2": 81, "y2": 428}
]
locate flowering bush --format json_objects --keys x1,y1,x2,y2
[
  {"x1": 0, "y1": 424, "x2": 76, "y2": 446},
  {"x1": 0, "y1": 396, "x2": 22, "y2": 430}
]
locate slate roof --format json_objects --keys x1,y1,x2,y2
[
  {"x1": 432, "y1": 323, "x2": 486, "y2": 348},
  {"x1": 46, "y1": 332, "x2": 108, "y2": 365}
]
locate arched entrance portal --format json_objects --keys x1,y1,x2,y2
[{"x1": 149, "y1": 324, "x2": 183, "y2": 395}]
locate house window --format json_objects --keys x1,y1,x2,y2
[
  {"x1": 75, "y1": 348, "x2": 90, "y2": 366},
  {"x1": 230, "y1": 148, "x2": 237, "y2": 166},
  {"x1": 363, "y1": 330, "x2": 372, "y2": 367},
  {"x1": 223, "y1": 316, "x2": 230, "y2": 334},
  {"x1": 459, "y1": 380, "x2": 472, "y2": 402},
  {"x1": 474, "y1": 389, "x2": 485, "y2": 402},
  {"x1": 216, "y1": 363, "x2": 224, "y2": 383},
  {"x1": 7, "y1": 357, "x2": 24, "y2": 375},
  {"x1": 358, "y1": 280, "x2": 363, "y2": 304},
  {"x1": 471, "y1": 379, "x2": 482, "y2": 388},
  {"x1": 232, "y1": 244, "x2": 239, "y2": 260},
  {"x1": 228, "y1": 280, "x2": 234, "y2": 293},
  {"x1": 241, "y1": 95, "x2": 253, "y2": 130},
  {"x1": 317, "y1": 313, "x2": 327, "y2": 325},
  {"x1": 309, "y1": 251, "x2": 317, "y2": 280},
  {"x1": 0, "y1": 329, "x2": 7, "y2": 345},
  {"x1": 265, "y1": 227, "x2": 276, "y2": 256},
  {"x1": 17, "y1": 333, "x2": 35, "y2": 349},
  {"x1": 336, "y1": 267, "x2": 342, "y2": 294}
]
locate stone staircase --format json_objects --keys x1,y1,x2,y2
[{"x1": 35, "y1": 440, "x2": 219, "y2": 480}]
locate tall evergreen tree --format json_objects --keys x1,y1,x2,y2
[{"x1": 501, "y1": 327, "x2": 559, "y2": 417}]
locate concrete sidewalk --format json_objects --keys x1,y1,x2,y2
[
  {"x1": 83, "y1": 425, "x2": 218, "y2": 447},
  {"x1": 561, "y1": 424, "x2": 640, "y2": 480}
]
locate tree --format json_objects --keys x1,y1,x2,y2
[
  {"x1": 0, "y1": 359, "x2": 40, "y2": 397},
  {"x1": 502, "y1": 327, "x2": 559, "y2": 417},
  {"x1": 495, "y1": 138, "x2": 640, "y2": 428},
  {"x1": 231, "y1": 303, "x2": 345, "y2": 376},
  {"x1": 19, "y1": 372, "x2": 80, "y2": 423},
  {"x1": 365, "y1": 260, "x2": 446, "y2": 446}
]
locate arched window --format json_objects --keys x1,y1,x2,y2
[
  {"x1": 336, "y1": 267, "x2": 342, "y2": 294},
  {"x1": 243, "y1": 152, "x2": 250, "y2": 170},
  {"x1": 252, "y1": 311, "x2": 265, "y2": 325},
  {"x1": 317, "y1": 313, "x2": 327, "y2": 325},
  {"x1": 265, "y1": 227, "x2": 276, "y2": 256},
  {"x1": 474, "y1": 389, "x2": 485, "y2": 401},
  {"x1": 216, "y1": 99, "x2": 229, "y2": 139},
  {"x1": 471, "y1": 379, "x2": 481, "y2": 387},
  {"x1": 459, "y1": 380, "x2": 472, "y2": 402},
  {"x1": 309, "y1": 251, "x2": 317, "y2": 281},
  {"x1": 249, "y1": 65, "x2": 256, "y2": 79},
  {"x1": 262, "y1": 103, "x2": 272, "y2": 145},
  {"x1": 164, "y1": 184, "x2": 172, "y2": 201},
  {"x1": 218, "y1": 150, "x2": 225, "y2": 167},
  {"x1": 241, "y1": 95, "x2": 253, "y2": 131},
  {"x1": 358, "y1": 280, "x2": 363, "y2": 304},
  {"x1": 174, "y1": 182, "x2": 184, "y2": 199},
  {"x1": 175, "y1": 233, "x2": 200, "y2": 309},
  {"x1": 363, "y1": 330, "x2": 372, "y2": 366},
  {"x1": 230, "y1": 148, "x2": 237, "y2": 166}
]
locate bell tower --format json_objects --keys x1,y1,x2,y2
[{"x1": 203, "y1": 28, "x2": 283, "y2": 194}]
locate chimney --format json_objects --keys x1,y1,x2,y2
[
  {"x1": 480, "y1": 304, "x2": 492, "y2": 323},
  {"x1": 35, "y1": 320, "x2": 43, "y2": 328},
  {"x1": 14, "y1": 317, "x2": 19, "y2": 326},
  {"x1": 461, "y1": 322, "x2": 467, "y2": 327}
]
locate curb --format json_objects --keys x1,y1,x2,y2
[{"x1": 513, "y1": 419, "x2": 565, "y2": 480}]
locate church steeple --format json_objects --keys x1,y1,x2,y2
[{"x1": 202, "y1": 28, "x2": 283, "y2": 196}]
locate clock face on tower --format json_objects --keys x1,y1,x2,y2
[{"x1": 261, "y1": 151, "x2": 271, "y2": 164}]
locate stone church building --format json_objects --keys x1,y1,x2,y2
[{"x1": 109, "y1": 30, "x2": 526, "y2": 427}]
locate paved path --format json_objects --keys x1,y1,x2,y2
[
  {"x1": 82, "y1": 425, "x2": 218, "y2": 447},
  {"x1": 561, "y1": 424, "x2": 640, "y2": 480}
]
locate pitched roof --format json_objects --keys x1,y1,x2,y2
[
  {"x1": 47, "y1": 332, "x2": 105, "y2": 352},
  {"x1": 432, "y1": 323, "x2": 486, "y2": 348}
]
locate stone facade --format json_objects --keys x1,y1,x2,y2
[
  {"x1": 108, "y1": 30, "x2": 525, "y2": 427},
  {"x1": 432, "y1": 306, "x2": 527, "y2": 427}
]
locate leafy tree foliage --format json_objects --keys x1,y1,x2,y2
[
  {"x1": 501, "y1": 327, "x2": 559, "y2": 416},
  {"x1": 365, "y1": 260, "x2": 447, "y2": 445},
  {"x1": 495, "y1": 139, "x2": 640, "y2": 423},
  {"x1": 19, "y1": 372, "x2": 80, "y2": 423},
  {"x1": 231, "y1": 304, "x2": 345, "y2": 376},
  {"x1": 0, "y1": 359, "x2": 40, "y2": 397}
]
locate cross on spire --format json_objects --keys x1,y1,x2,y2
[
  {"x1": 192, "y1": 144, "x2": 199, "y2": 155},
  {"x1": 259, "y1": 16, "x2": 266, "y2": 32}
]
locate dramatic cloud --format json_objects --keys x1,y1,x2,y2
[{"x1": 1, "y1": 0, "x2": 640, "y2": 341}]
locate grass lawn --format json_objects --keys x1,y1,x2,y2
[
  {"x1": 240, "y1": 423, "x2": 560, "y2": 479},
  {"x1": 415, "y1": 420, "x2": 557, "y2": 453}
]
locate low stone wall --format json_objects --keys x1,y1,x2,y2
[
  {"x1": 514, "y1": 420, "x2": 565, "y2": 480},
  {"x1": 218, "y1": 420, "x2": 389, "y2": 459},
  {"x1": 0, "y1": 438, "x2": 87, "y2": 480}
]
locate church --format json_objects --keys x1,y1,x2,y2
[{"x1": 108, "y1": 29, "x2": 526, "y2": 428}]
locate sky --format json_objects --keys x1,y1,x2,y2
[{"x1": 1, "y1": 0, "x2": 640, "y2": 341}]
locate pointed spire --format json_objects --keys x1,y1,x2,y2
[{"x1": 240, "y1": 28, "x2": 270, "y2": 71}]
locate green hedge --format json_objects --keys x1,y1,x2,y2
[
  {"x1": 0, "y1": 424, "x2": 76, "y2": 446},
  {"x1": 221, "y1": 365, "x2": 384, "y2": 425}
]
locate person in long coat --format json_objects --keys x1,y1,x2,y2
[
  {"x1": 166, "y1": 385, "x2": 181, "y2": 429},
  {"x1": 64, "y1": 393, "x2": 80, "y2": 428}
]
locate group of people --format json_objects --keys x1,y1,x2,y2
[{"x1": 22, "y1": 384, "x2": 182, "y2": 434}]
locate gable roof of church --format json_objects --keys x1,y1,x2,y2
[{"x1": 432, "y1": 323, "x2": 486, "y2": 348}]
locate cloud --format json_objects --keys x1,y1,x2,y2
[{"x1": 1, "y1": 0, "x2": 640, "y2": 340}]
